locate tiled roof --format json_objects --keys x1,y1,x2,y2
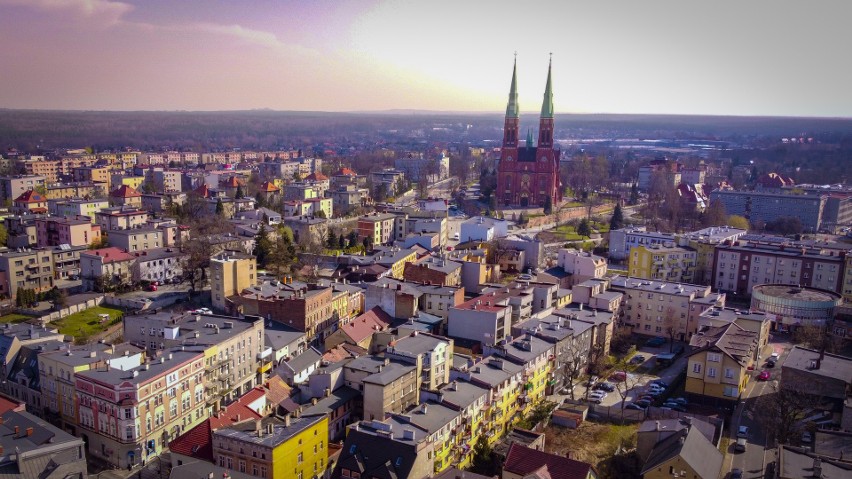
[
  {"x1": 193, "y1": 184, "x2": 211, "y2": 198},
  {"x1": 504, "y1": 443, "x2": 595, "y2": 479},
  {"x1": 335, "y1": 168, "x2": 356, "y2": 176},
  {"x1": 168, "y1": 420, "x2": 214, "y2": 461},
  {"x1": 259, "y1": 181, "x2": 279, "y2": 192},
  {"x1": 343, "y1": 307, "x2": 393, "y2": 343},
  {"x1": 109, "y1": 184, "x2": 141, "y2": 198},
  {"x1": 305, "y1": 172, "x2": 328, "y2": 181},
  {"x1": 14, "y1": 190, "x2": 45, "y2": 203},
  {"x1": 81, "y1": 247, "x2": 135, "y2": 264}
]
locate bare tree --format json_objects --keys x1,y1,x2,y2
[
  {"x1": 558, "y1": 338, "x2": 590, "y2": 401},
  {"x1": 612, "y1": 360, "x2": 646, "y2": 424},
  {"x1": 753, "y1": 381, "x2": 812, "y2": 446},
  {"x1": 662, "y1": 307, "x2": 680, "y2": 352}
]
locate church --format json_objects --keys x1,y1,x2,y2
[{"x1": 496, "y1": 58, "x2": 563, "y2": 208}]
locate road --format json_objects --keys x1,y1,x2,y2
[{"x1": 726, "y1": 337, "x2": 793, "y2": 479}]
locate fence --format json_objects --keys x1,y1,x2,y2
[
  {"x1": 35, "y1": 295, "x2": 105, "y2": 324},
  {"x1": 104, "y1": 295, "x2": 154, "y2": 311}
]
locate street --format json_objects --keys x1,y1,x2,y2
[{"x1": 725, "y1": 336, "x2": 794, "y2": 479}]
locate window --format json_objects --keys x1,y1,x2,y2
[
  {"x1": 707, "y1": 367, "x2": 717, "y2": 378},
  {"x1": 297, "y1": 452, "x2": 303, "y2": 463},
  {"x1": 692, "y1": 363, "x2": 701, "y2": 374},
  {"x1": 707, "y1": 353, "x2": 721, "y2": 362},
  {"x1": 725, "y1": 368, "x2": 734, "y2": 379}
]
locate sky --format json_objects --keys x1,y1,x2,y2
[{"x1": 0, "y1": 0, "x2": 850, "y2": 117}]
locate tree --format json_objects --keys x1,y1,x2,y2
[
  {"x1": 326, "y1": 229, "x2": 337, "y2": 249},
  {"x1": 629, "y1": 183, "x2": 639, "y2": 205},
  {"x1": 754, "y1": 382, "x2": 812, "y2": 446},
  {"x1": 792, "y1": 323, "x2": 843, "y2": 354},
  {"x1": 337, "y1": 233, "x2": 345, "y2": 250},
  {"x1": 215, "y1": 198, "x2": 224, "y2": 216},
  {"x1": 254, "y1": 224, "x2": 272, "y2": 266},
  {"x1": 726, "y1": 215, "x2": 750, "y2": 230},
  {"x1": 662, "y1": 307, "x2": 679, "y2": 351},
  {"x1": 470, "y1": 436, "x2": 495, "y2": 476},
  {"x1": 89, "y1": 236, "x2": 109, "y2": 249},
  {"x1": 577, "y1": 218, "x2": 592, "y2": 237},
  {"x1": 347, "y1": 231, "x2": 358, "y2": 246},
  {"x1": 543, "y1": 195, "x2": 553, "y2": 215},
  {"x1": 610, "y1": 203, "x2": 624, "y2": 231},
  {"x1": 362, "y1": 236, "x2": 371, "y2": 251},
  {"x1": 0, "y1": 223, "x2": 6, "y2": 247},
  {"x1": 182, "y1": 236, "x2": 215, "y2": 293},
  {"x1": 612, "y1": 360, "x2": 646, "y2": 424},
  {"x1": 235, "y1": 185, "x2": 244, "y2": 199},
  {"x1": 254, "y1": 192, "x2": 265, "y2": 208},
  {"x1": 701, "y1": 199, "x2": 727, "y2": 227},
  {"x1": 559, "y1": 338, "x2": 590, "y2": 401}
]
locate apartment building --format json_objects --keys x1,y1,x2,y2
[
  {"x1": 679, "y1": 226, "x2": 748, "y2": 285},
  {"x1": 0, "y1": 175, "x2": 46, "y2": 203},
  {"x1": 35, "y1": 216, "x2": 101, "y2": 248},
  {"x1": 106, "y1": 228, "x2": 163, "y2": 252},
  {"x1": 45, "y1": 182, "x2": 105, "y2": 200},
  {"x1": 109, "y1": 174, "x2": 145, "y2": 191},
  {"x1": 712, "y1": 241, "x2": 845, "y2": 296},
  {"x1": 283, "y1": 197, "x2": 333, "y2": 219},
  {"x1": 343, "y1": 356, "x2": 418, "y2": 422},
  {"x1": 0, "y1": 409, "x2": 88, "y2": 479},
  {"x1": 423, "y1": 379, "x2": 490, "y2": 470},
  {"x1": 403, "y1": 257, "x2": 462, "y2": 286},
  {"x1": 610, "y1": 276, "x2": 725, "y2": 340},
  {"x1": 131, "y1": 247, "x2": 186, "y2": 283},
  {"x1": 385, "y1": 331, "x2": 453, "y2": 390},
  {"x1": 358, "y1": 213, "x2": 396, "y2": 246},
  {"x1": 75, "y1": 348, "x2": 207, "y2": 468},
  {"x1": 50, "y1": 244, "x2": 87, "y2": 280},
  {"x1": 212, "y1": 414, "x2": 329, "y2": 479},
  {"x1": 608, "y1": 227, "x2": 676, "y2": 261},
  {"x1": 152, "y1": 169, "x2": 182, "y2": 193},
  {"x1": 412, "y1": 283, "x2": 464, "y2": 323},
  {"x1": 109, "y1": 184, "x2": 143, "y2": 208},
  {"x1": 484, "y1": 334, "x2": 554, "y2": 417},
  {"x1": 231, "y1": 280, "x2": 332, "y2": 345},
  {"x1": 686, "y1": 323, "x2": 757, "y2": 403},
  {"x1": 48, "y1": 198, "x2": 109, "y2": 222},
  {"x1": 95, "y1": 206, "x2": 149, "y2": 231},
  {"x1": 629, "y1": 244, "x2": 697, "y2": 284},
  {"x1": 448, "y1": 294, "x2": 512, "y2": 346},
  {"x1": 12, "y1": 189, "x2": 48, "y2": 215},
  {"x1": 0, "y1": 248, "x2": 54, "y2": 300},
  {"x1": 210, "y1": 251, "x2": 257, "y2": 312},
  {"x1": 460, "y1": 216, "x2": 509, "y2": 242},
  {"x1": 513, "y1": 314, "x2": 593, "y2": 392},
  {"x1": 256, "y1": 160, "x2": 302, "y2": 181},
  {"x1": 80, "y1": 247, "x2": 136, "y2": 291},
  {"x1": 453, "y1": 355, "x2": 525, "y2": 445},
  {"x1": 72, "y1": 166, "x2": 110, "y2": 184},
  {"x1": 123, "y1": 312, "x2": 265, "y2": 408},
  {"x1": 3, "y1": 215, "x2": 39, "y2": 248},
  {"x1": 333, "y1": 418, "x2": 436, "y2": 479},
  {"x1": 330, "y1": 185, "x2": 369, "y2": 216},
  {"x1": 709, "y1": 189, "x2": 826, "y2": 232},
  {"x1": 545, "y1": 248, "x2": 608, "y2": 287},
  {"x1": 21, "y1": 158, "x2": 61, "y2": 182}
]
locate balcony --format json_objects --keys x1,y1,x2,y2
[{"x1": 257, "y1": 361, "x2": 272, "y2": 374}]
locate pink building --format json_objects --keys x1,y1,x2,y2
[{"x1": 35, "y1": 215, "x2": 101, "y2": 247}]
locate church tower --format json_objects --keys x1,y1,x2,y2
[
  {"x1": 502, "y1": 56, "x2": 520, "y2": 153},
  {"x1": 537, "y1": 57, "x2": 554, "y2": 149}
]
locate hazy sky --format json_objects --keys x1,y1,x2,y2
[{"x1": 0, "y1": 0, "x2": 850, "y2": 116}]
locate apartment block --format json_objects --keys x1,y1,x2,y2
[
  {"x1": 709, "y1": 189, "x2": 826, "y2": 232},
  {"x1": 95, "y1": 206, "x2": 150, "y2": 231},
  {"x1": 48, "y1": 198, "x2": 109, "y2": 222},
  {"x1": 0, "y1": 248, "x2": 54, "y2": 300},
  {"x1": 0, "y1": 409, "x2": 87, "y2": 478},
  {"x1": 385, "y1": 331, "x2": 453, "y2": 390},
  {"x1": 231, "y1": 280, "x2": 332, "y2": 345},
  {"x1": 80, "y1": 247, "x2": 135, "y2": 291},
  {"x1": 0, "y1": 175, "x2": 46, "y2": 203},
  {"x1": 106, "y1": 228, "x2": 162, "y2": 252},
  {"x1": 629, "y1": 244, "x2": 697, "y2": 284},
  {"x1": 608, "y1": 227, "x2": 676, "y2": 261},
  {"x1": 358, "y1": 213, "x2": 396, "y2": 246},
  {"x1": 686, "y1": 323, "x2": 758, "y2": 403},
  {"x1": 712, "y1": 241, "x2": 845, "y2": 296},
  {"x1": 448, "y1": 294, "x2": 512, "y2": 346},
  {"x1": 72, "y1": 166, "x2": 110, "y2": 184},
  {"x1": 343, "y1": 356, "x2": 418, "y2": 422},
  {"x1": 35, "y1": 216, "x2": 101, "y2": 248},
  {"x1": 210, "y1": 251, "x2": 257, "y2": 312},
  {"x1": 109, "y1": 184, "x2": 143, "y2": 208},
  {"x1": 403, "y1": 257, "x2": 462, "y2": 286},
  {"x1": 75, "y1": 348, "x2": 207, "y2": 468}
]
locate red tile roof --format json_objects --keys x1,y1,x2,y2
[
  {"x1": 305, "y1": 172, "x2": 328, "y2": 181},
  {"x1": 222, "y1": 176, "x2": 243, "y2": 188},
  {"x1": 193, "y1": 184, "x2": 212, "y2": 198},
  {"x1": 335, "y1": 168, "x2": 356, "y2": 176},
  {"x1": 109, "y1": 184, "x2": 141, "y2": 198},
  {"x1": 0, "y1": 396, "x2": 24, "y2": 414},
  {"x1": 14, "y1": 190, "x2": 45, "y2": 203},
  {"x1": 343, "y1": 306, "x2": 392, "y2": 343},
  {"x1": 168, "y1": 419, "x2": 214, "y2": 461},
  {"x1": 504, "y1": 444, "x2": 595, "y2": 479},
  {"x1": 82, "y1": 247, "x2": 135, "y2": 264}
]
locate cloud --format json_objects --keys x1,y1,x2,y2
[
  {"x1": 191, "y1": 23, "x2": 287, "y2": 50},
  {"x1": 0, "y1": 0, "x2": 133, "y2": 24}
]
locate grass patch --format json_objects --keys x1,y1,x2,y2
[
  {"x1": 51, "y1": 306, "x2": 124, "y2": 340},
  {"x1": 0, "y1": 314, "x2": 32, "y2": 324}
]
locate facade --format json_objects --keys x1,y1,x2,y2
[
  {"x1": 556, "y1": 248, "x2": 608, "y2": 286},
  {"x1": 0, "y1": 248, "x2": 54, "y2": 300},
  {"x1": 131, "y1": 247, "x2": 187, "y2": 283},
  {"x1": 712, "y1": 241, "x2": 845, "y2": 296},
  {"x1": 709, "y1": 189, "x2": 826, "y2": 232},
  {"x1": 12, "y1": 190, "x2": 48, "y2": 215},
  {"x1": 686, "y1": 323, "x2": 757, "y2": 403},
  {"x1": 629, "y1": 244, "x2": 697, "y2": 284},
  {"x1": 333, "y1": 419, "x2": 435, "y2": 479},
  {"x1": 51, "y1": 244, "x2": 87, "y2": 279},
  {"x1": 750, "y1": 284, "x2": 842, "y2": 331},
  {"x1": 48, "y1": 198, "x2": 108, "y2": 221},
  {"x1": 357, "y1": 213, "x2": 396, "y2": 246},
  {"x1": 210, "y1": 251, "x2": 257, "y2": 312},
  {"x1": 80, "y1": 247, "x2": 136, "y2": 291},
  {"x1": 448, "y1": 295, "x2": 513, "y2": 346},
  {"x1": 460, "y1": 216, "x2": 508, "y2": 242},
  {"x1": 35, "y1": 216, "x2": 101, "y2": 248},
  {"x1": 75, "y1": 349, "x2": 207, "y2": 468},
  {"x1": 385, "y1": 331, "x2": 453, "y2": 390},
  {"x1": 496, "y1": 59, "x2": 562, "y2": 208},
  {"x1": 95, "y1": 206, "x2": 150, "y2": 231},
  {"x1": 106, "y1": 228, "x2": 163, "y2": 252},
  {"x1": 394, "y1": 153, "x2": 449, "y2": 183},
  {"x1": 0, "y1": 175, "x2": 46, "y2": 203},
  {"x1": 109, "y1": 185, "x2": 143, "y2": 208},
  {"x1": 343, "y1": 356, "x2": 418, "y2": 422},
  {"x1": 608, "y1": 227, "x2": 676, "y2": 261},
  {"x1": 403, "y1": 257, "x2": 462, "y2": 287}
]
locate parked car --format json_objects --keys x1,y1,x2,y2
[
  {"x1": 593, "y1": 382, "x2": 616, "y2": 392},
  {"x1": 802, "y1": 432, "x2": 813, "y2": 443},
  {"x1": 626, "y1": 403, "x2": 646, "y2": 411},
  {"x1": 651, "y1": 379, "x2": 669, "y2": 388},
  {"x1": 586, "y1": 376, "x2": 599, "y2": 387},
  {"x1": 737, "y1": 426, "x2": 749, "y2": 438},
  {"x1": 672, "y1": 397, "x2": 688, "y2": 406},
  {"x1": 734, "y1": 438, "x2": 747, "y2": 453},
  {"x1": 766, "y1": 359, "x2": 776, "y2": 368},
  {"x1": 587, "y1": 391, "x2": 607, "y2": 404},
  {"x1": 518, "y1": 274, "x2": 532, "y2": 281},
  {"x1": 645, "y1": 337, "x2": 666, "y2": 347},
  {"x1": 635, "y1": 399, "x2": 652, "y2": 408},
  {"x1": 609, "y1": 371, "x2": 627, "y2": 382},
  {"x1": 148, "y1": 284, "x2": 158, "y2": 292},
  {"x1": 770, "y1": 352, "x2": 780, "y2": 361},
  {"x1": 730, "y1": 469, "x2": 743, "y2": 479},
  {"x1": 758, "y1": 370, "x2": 771, "y2": 381},
  {"x1": 630, "y1": 355, "x2": 646, "y2": 364},
  {"x1": 452, "y1": 232, "x2": 460, "y2": 240}
]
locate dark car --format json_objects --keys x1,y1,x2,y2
[
  {"x1": 645, "y1": 337, "x2": 666, "y2": 347},
  {"x1": 626, "y1": 403, "x2": 646, "y2": 411},
  {"x1": 594, "y1": 382, "x2": 616, "y2": 392},
  {"x1": 730, "y1": 468, "x2": 743, "y2": 479},
  {"x1": 766, "y1": 359, "x2": 776, "y2": 368},
  {"x1": 651, "y1": 379, "x2": 669, "y2": 388},
  {"x1": 635, "y1": 399, "x2": 652, "y2": 408}
]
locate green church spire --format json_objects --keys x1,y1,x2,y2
[
  {"x1": 526, "y1": 129, "x2": 534, "y2": 147},
  {"x1": 505, "y1": 54, "x2": 519, "y2": 118},
  {"x1": 540, "y1": 54, "x2": 554, "y2": 118}
]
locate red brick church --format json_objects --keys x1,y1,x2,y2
[{"x1": 496, "y1": 58, "x2": 562, "y2": 208}]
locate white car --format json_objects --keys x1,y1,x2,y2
[{"x1": 587, "y1": 391, "x2": 607, "y2": 404}]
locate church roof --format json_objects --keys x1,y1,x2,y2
[
  {"x1": 506, "y1": 56, "x2": 519, "y2": 118},
  {"x1": 541, "y1": 57, "x2": 554, "y2": 118}
]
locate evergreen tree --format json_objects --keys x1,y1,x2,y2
[
  {"x1": 544, "y1": 195, "x2": 553, "y2": 215},
  {"x1": 362, "y1": 236, "x2": 371, "y2": 251},
  {"x1": 215, "y1": 198, "x2": 224, "y2": 216},
  {"x1": 577, "y1": 218, "x2": 592, "y2": 237},
  {"x1": 470, "y1": 436, "x2": 494, "y2": 475},
  {"x1": 255, "y1": 192, "x2": 265, "y2": 208},
  {"x1": 610, "y1": 203, "x2": 624, "y2": 231},
  {"x1": 629, "y1": 183, "x2": 639, "y2": 205},
  {"x1": 326, "y1": 229, "x2": 337, "y2": 249},
  {"x1": 347, "y1": 231, "x2": 358, "y2": 246},
  {"x1": 235, "y1": 185, "x2": 244, "y2": 199},
  {"x1": 338, "y1": 233, "x2": 345, "y2": 250},
  {"x1": 254, "y1": 224, "x2": 271, "y2": 266}
]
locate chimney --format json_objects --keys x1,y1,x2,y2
[
  {"x1": 324, "y1": 388, "x2": 330, "y2": 398},
  {"x1": 13, "y1": 426, "x2": 19, "y2": 435},
  {"x1": 284, "y1": 414, "x2": 291, "y2": 427},
  {"x1": 25, "y1": 427, "x2": 32, "y2": 436}
]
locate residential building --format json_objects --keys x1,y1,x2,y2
[
  {"x1": 484, "y1": 334, "x2": 554, "y2": 417},
  {"x1": 712, "y1": 241, "x2": 845, "y2": 296},
  {"x1": 677, "y1": 226, "x2": 747, "y2": 285},
  {"x1": 370, "y1": 168, "x2": 406, "y2": 195},
  {"x1": 610, "y1": 276, "x2": 725, "y2": 340},
  {"x1": 50, "y1": 243, "x2": 87, "y2": 280},
  {"x1": 332, "y1": 418, "x2": 435, "y2": 479},
  {"x1": 608, "y1": 227, "x2": 677, "y2": 262},
  {"x1": 279, "y1": 347, "x2": 322, "y2": 386},
  {"x1": 35, "y1": 215, "x2": 101, "y2": 248},
  {"x1": 109, "y1": 174, "x2": 145, "y2": 191},
  {"x1": 776, "y1": 445, "x2": 852, "y2": 479},
  {"x1": 403, "y1": 257, "x2": 462, "y2": 287},
  {"x1": 452, "y1": 355, "x2": 524, "y2": 445},
  {"x1": 357, "y1": 213, "x2": 396, "y2": 246},
  {"x1": 48, "y1": 198, "x2": 108, "y2": 222},
  {"x1": 343, "y1": 356, "x2": 418, "y2": 422},
  {"x1": 0, "y1": 175, "x2": 46, "y2": 203},
  {"x1": 210, "y1": 251, "x2": 257, "y2": 313},
  {"x1": 75, "y1": 348, "x2": 207, "y2": 468},
  {"x1": 460, "y1": 216, "x2": 509, "y2": 242},
  {"x1": 503, "y1": 443, "x2": 597, "y2": 479},
  {"x1": 80, "y1": 247, "x2": 135, "y2": 291},
  {"x1": 394, "y1": 153, "x2": 449, "y2": 183},
  {"x1": 686, "y1": 323, "x2": 758, "y2": 403},
  {"x1": 709, "y1": 189, "x2": 826, "y2": 232},
  {"x1": 780, "y1": 346, "x2": 851, "y2": 404},
  {"x1": 629, "y1": 243, "x2": 697, "y2": 284},
  {"x1": 95, "y1": 206, "x2": 149, "y2": 231},
  {"x1": 0, "y1": 248, "x2": 54, "y2": 300},
  {"x1": 636, "y1": 417, "x2": 719, "y2": 463},
  {"x1": 448, "y1": 294, "x2": 512, "y2": 346},
  {"x1": 4, "y1": 215, "x2": 39, "y2": 248},
  {"x1": 552, "y1": 248, "x2": 607, "y2": 287},
  {"x1": 640, "y1": 425, "x2": 722, "y2": 479},
  {"x1": 12, "y1": 190, "x2": 48, "y2": 215},
  {"x1": 131, "y1": 247, "x2": 186, "y2": 283},
  {"x1": 72, "y1": 166, "x2": 110, "y2": 184},
  {"x1": 324, "y1": 306, "x2": 392, "y2": 351},
  {"x1": 109, "y1": 184, "x2": 143, "y2": 208},
  {"x1": 106, "y1": 228, "x2": 163, "y2": 252},
  {"x1": 212, "y1": 414, "x2": 328, "y2": 479},
  {"x1": 330, "y1": 185, "x2": 369, "y2": 216},
  {"x1": 695, "y1": 307, "x2": 771, "y2": 354},
  {"x1": 411, "y1": 283, "x2": 464, "y2": 323},
  {"x1": 45, "y1": 181, "x2": 105, "y2": 200},
  {"x1": 637, "y1": 159, "x2": 682, "y2": 192},
  {"x1": 0, "y1": 409, "x2": 88, "y2": 479},
  {"x1": 385, "y1": 331, "x2": 453, "y2": 390},
  {"x1": 282, "y1": 215, "x2": 328, "y2": 247}
]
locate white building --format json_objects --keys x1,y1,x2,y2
[
  {"x1": 608, "y1": 227, "x2": 676, "y2": 261},
  {"x1": 460, "y1": 216, "x2": 509, "y2": 242}
]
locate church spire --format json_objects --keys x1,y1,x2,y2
[
  {"x1": 526, "y1": 129, "x2": 534, "y2": 148},
  {"x1": 506, "y1": 53, "x2": 519, "y2": 118},
  {"x1": 540, "y1": 54, "x2": 554, "y2": 118}
]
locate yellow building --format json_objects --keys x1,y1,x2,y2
[
  {"x1": 110, "y1": 174, "x2": 145, "y2": 191},
  {"x1": 374, "y1": 247, "x2": 418, "y2": 279},
  {"x1": 628, "y1": 244, "x2": 697, "y2": 284},
  {"x1": 686, "y1": 323, "x2": 757, "y2": 402},
  {"x1": 212, "y1": 414, "x2": 328, "y2": 479},
  {"x1": 210, "y1": 251, "x2": 257, "y2": 312}
]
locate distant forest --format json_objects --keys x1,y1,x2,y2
[{"x1": 1, "y1": 109, "x2": 851, "y2": 153}]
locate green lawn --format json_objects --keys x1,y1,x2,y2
[
  {"x1": 0, "y1": 314, "x2": 32, "y2": 324},
  {"x1": 51, "y1": 306, "x2": 124, "y2": 339}
]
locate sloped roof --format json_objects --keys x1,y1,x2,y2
[
  {"x1": 14, "y1": 190, "x2": 45, "y2": 203},
  {"x1": 504, "y1": 443, "x2": 594, "y2": 479},
  {"x1": 335, "y1": 168, "x2": 356, "y2": 176},
  {"x1": 342, "y1": 306, "x2": 393, "y2": 343},
  {"x1": 259, "y1": 181, "x2": 279, "y2": 192},
  {"x1": 168, "y1": 420, "x2": 214, "y2": 461},
  {"x1": 109, "y1": 184, "x2": 141, "y2": 198},
  {"x1": 689, "y1": 322, "x2": 757, "y2": 365},
  {"x1": 222, "y1": 176, "x2": 243, "y2": 188},
  {"x1": 306, "y1": 172, "x2": 329, "y2": 181},
  {"x1": 641, "y1": 426, "x2": 723, "y2": 478},
  {"x1": 81, "y1": 247, "x2": 135, "y2": 264},
  {"x1": 193, "y1": 184, "x2": 212, "y2": 198}
]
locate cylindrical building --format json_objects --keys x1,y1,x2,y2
[{"x1": 750, "y1": 284, "x2": 842, "y2": 331}]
